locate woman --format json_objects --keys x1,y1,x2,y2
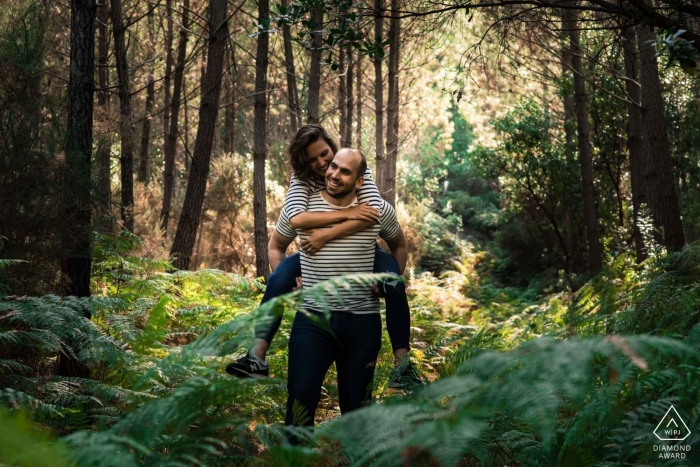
[{"x1": 226, "y1": 125, "x2": 421, "y2": 388}]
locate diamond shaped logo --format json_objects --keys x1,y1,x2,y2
[{"x1": 654, "y1": 405, "x2": 691, "y2": 441}]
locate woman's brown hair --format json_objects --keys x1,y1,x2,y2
[{"x1": 288, "y1": 124, "x2": 339, "y2": 182}]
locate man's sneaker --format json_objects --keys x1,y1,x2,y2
[
  {"x1": 226, "y1": 354, "x2": 269, "y2": 378},
  {"x1": 388, "y1": 361, "x2": 423, "y2": 389}
]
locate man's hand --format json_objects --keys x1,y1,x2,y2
[
  {"x1": 292, "y1": 277, "x2": 303, "y2": 291},
  {"x1": 347, "y1": 203, "x2": 380, "y2": 223},
  {"x1": 300, "y1": 229, "x2": 328, "y2": 255}
]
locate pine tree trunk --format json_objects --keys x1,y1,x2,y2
[
  {"x1": 170, "y1": 0, "x2": 228, "y2": 270},
  {"x1": 139, "y1": 74, "x2": 155, "y2": 183},
  {"x1": 253, "y1": 0, "x2": 271, "y2": 278},
  {"x1": 110, "y1": 0, "x2": 135, "y2": 232},
  {"x1": 338, "y1": 46, "x2": 348, "y2": 142},
  {"x1": 637, "y1": 26, "x2": 685, "y2": 251},
  {"x1": 138, "y1": 10, "x2": 156, "y2": 183},
  {"x1": 307, "y1": 9, "x2": 323, "y2": 123},
  {"x1": 345, "y1": 46, "x2": 354, "y2": 147},
  {"x1": 383, "y1": 0, "x2": 400, "y2": 207},
  {"x1": 163, "y1": 0, "x2": 174, "y2": 154},
  {"x1": 569, "y1": 13, "x2": 603, "y2": 274},
  {"x1": 374, "y1": 0, "x2": 385, "y2": 194},
  {"x1": 622, "y1": 26, "x2": 648, "y2": 261},
  {"x1": 223, "y1": 71, "x2": 235, "y2": 154},
  {"x1": 282, "y1": 0, "x2": 301, "y2": 133},
  {"x1": 356, "y1": 53, "x2": 362, "y2": 149},
  {"x1": 160, "y1": 0, "x2": 190, "y2": 236},
  {"x1": 63, "y1": 0, "x2": 96, "y2": 300},
  {"x1": 560, "y1": 12, "x2": 576, "y2": 163},
  {"x1": 96, "y1": 0, "x2": 111, "y2": 220}
]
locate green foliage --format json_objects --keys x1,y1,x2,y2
[
  {"x1": 470, "y1": 98, "x2": 585, "y2": 286},
  {"x1": 2, "y1": 231, "x2": 700, "y2": 466}
]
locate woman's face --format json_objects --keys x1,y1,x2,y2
[{"x1": 305, "y1": 138, "x2": 335, "y2": 177}]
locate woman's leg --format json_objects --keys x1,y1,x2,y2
[
  {"x1": 251, "y1": 252, "x2": 301, "y2": 359},
  {"x1": 373, "y1": 247, "x2": 410, "y2": 358}
]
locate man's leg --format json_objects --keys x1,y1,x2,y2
[
  {"x1": 335, "y1": 313, "x2": 382, "y2": 414},
  {"x1": 285, "y1": 311, "x2": 335, "y2": 431},
  {"x1": 227, "y1": 253, "x2": 301, "y2": 378}
]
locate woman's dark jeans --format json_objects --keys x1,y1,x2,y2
[
  {"x1": 254, "y1": 247, "x2": 411, "y2": 352},
  {"x1": 285, "y1": 310, "x2": 381, "y2": 428}
]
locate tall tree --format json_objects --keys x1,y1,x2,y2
[
  {"x1": 223, "y1": 41, "x2": 236, "y2": 154},
  {"x1": 568, "y1": 10, "x2": 603, "y2": 273},
  {"x1": 162, "y1": 0, "x2": 174, "y2": 154},
  {"x1": 637, "y1": 25, "x2": 685, "y2": 251},
  {"x1": 373, "y1": 0, "x2": 385, "y2": 192},
  {"x1": 138, "y1": 9, "x2": 156, "y2": 183},
  {"x1": 110, "y1": 0, "x2": 135, "y2": 232},
  {"x1": 307, "y1": 9, "x2": 323, "y2": 123},
  {"x1": 559, "y1": 12, "x2": 576, "y2": 162},
  {"x1": 344, "y1": 46, "x2": 354, "y2": 147},
  {"x1": 96, "y1": 0, "x2": 111, "y2": 220},
  {"x1": 63, "y1": 0, "x2": 96, "y2": 299},
  {"x1": 282, "y1": 0, "x2": 301, "y2": 133},
  {"x1": 383, "y1": 0, "x2": 400, "y2": 206},
  {"x1": 356, "y1": 53, "x2": 362, "y2": 149},
  {"x1": 160, "y1": 0, "x2": 190, "y2": 236},
  {"x1": 338, "y1": 46, "x2": 348, "y2": 142},
  {"x1": 253, "y1": 0, "x2": 271, "y2": 277},
  {"x1": 170, "y1": 0, "x2": 228, "y2": 270},
  {"x1": 622, "y1": 26, "x2": 648, "y2": 261}
]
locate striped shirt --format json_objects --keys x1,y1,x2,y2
[
  {"x1": 276, "y1": 190, "x2": 401, "y2": 314},
  {"x1": 278, "y1": 167, "x2": 383, "y2": 224}
]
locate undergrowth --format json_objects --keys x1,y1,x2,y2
[{"x1": 0, "y1": 233, "x2": 699, "y2": 466}]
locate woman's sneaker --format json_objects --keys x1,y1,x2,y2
[
  {"x1": 388, "y1": 361, "x2": 423, "y2": 389},
  {"x1": 226, "y1": 354, "x2": 269, "y2": 378}
]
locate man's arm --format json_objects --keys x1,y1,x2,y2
[
  {"x1": 268, "y1": 230, "x2": 295, "y2": 271},
  {"x1": 384, "y1": 227, "x2": 408, "y2": 275}
]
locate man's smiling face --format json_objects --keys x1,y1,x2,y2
[
  {"x1": 305, "y1": 138, "x2": 335, "y2": 177},
  {"x1": 326, "y1": 149, "x2": 364, "y2": 198}
]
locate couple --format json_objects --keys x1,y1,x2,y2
[{"x1": 227, "y1": 125, "x2": 420, "y2": 429}]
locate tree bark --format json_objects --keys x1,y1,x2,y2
[
  {"x1": 568, "y1": 10, "x2": 603, "y2": 274},
  {"x1": 282, "y1": 0, "x2": 301, "y2": 133},
  {"x1": 622, "y1": 26, "x2": 648, "y2": 261},
  {"x1": 356, "y1": 53, "x2": 362, "y2": 149},
  {"x1": 163, "y1": 0, "x2": 174, "y2": 155},
  {"x1": 138, "y1": 9, "x2": 156, "y2": 183},
  {"x1": 63, "y1": 0, "x2": 96, "y2": 300},
  {"x1": 223, "y1": 41, "x2": 236, "y2": 154},
  {"x1": 253, "y1": 0, "x2": 271, "y2": 278},
  {"x1": 139, "y1": 74, "x2": 155, "y2": 183},
  {"x1": 170, "y1": 0, "x2": 228, "y2": 270},
  {"x1": 338, "y1": 46, "x2": 348, "y2": 143},
  {"x1": 559, "y1": 12, "x2": 576, "y2": 163},
  {"x1": 344, "y1": 46, "x2": 354, "y2": 147},
  {"x1": 160, "y1": 0, "x2": 190, "y2": 236},
  {"x1": 96, "y1": 0, "x2": 111, "y2": 221},
  {"x1": 307, "y1": 9, "x2": 323, "y2": 123},
  {"x1": 110, "y1": 0, "x2": 135, "y2": 232},
  {"x1": 374, "y1": 0, "x2": 385, "y2": 195},
  {"x1": 383, "y1": 0, "x2": 400, "y2": 207},
  {"x1": 637, "y1": 26, "x2": 685, "y2": 251}
]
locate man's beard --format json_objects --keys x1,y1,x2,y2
[{"x1": 326, "y1": 177, "x2": 355, "y2": 198}]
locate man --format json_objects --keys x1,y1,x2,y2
[{"x1": 271, "y1": 148, "x2": 409, "y2": 429}]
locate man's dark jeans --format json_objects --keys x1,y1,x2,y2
[
  {"x1": 254, "y1": 247, "x2": 410, "y2": 352},
  {"x1": 285, "y1": 310, "x2": 381, "y2": 428}
]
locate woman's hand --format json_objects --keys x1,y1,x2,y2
[
  {"x1": 346, "y1": 203, "x2": 380, "y2": 223},
  {"x1": 300, "y1": 229, "x2": 329, "y2": 255}
]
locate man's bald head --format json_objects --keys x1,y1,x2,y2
[{"x1": 334, "y1": 148, "x2": 367, "y2": 178}]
